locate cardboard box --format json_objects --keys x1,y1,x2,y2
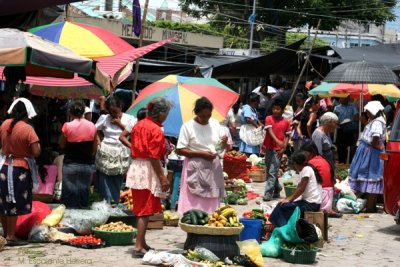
[{"x1": 148, "y1": 213, "x2": 164, "y2": 230}]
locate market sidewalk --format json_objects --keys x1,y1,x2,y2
[{"x1": 1, "y1": 182, "x2": 400, "y2": 266}]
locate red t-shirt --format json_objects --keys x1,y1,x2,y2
[
  {"x1": 130, "y1": 117, "x2": 166, "y2": 159},
  {"x1": 308, "y1": 155, "x2": 333, "y2": 188},
  {"x1": 263, "y1": 115, "x2": 291, "y2": 151}
]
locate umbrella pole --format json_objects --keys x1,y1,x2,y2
[{"x1": 132, "y1": 0, "x2": 150, "y2": 102}]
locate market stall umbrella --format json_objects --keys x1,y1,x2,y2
[
  {"x1": 309, "y1": 82, "x2": 400, "y2": 99},
  {"x1": 324, "y1": 61, "x2": 400, "y2": 84},
  {"x1": 126, "y1": 75, "x2": 240, "y2": 137},
  {"x1": 30, "y1": 21, "x2": 133, "y2": 58},
  {"x1": 0, "y1": 28, "x2": 95, "y2": 81}
]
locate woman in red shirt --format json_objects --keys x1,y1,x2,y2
[
  {"x1": 126, "y1": 97, "x2": 172, "y2": 257},
  {"x1": 301, "y1": 141, "x2": 342, "y2": 218}
]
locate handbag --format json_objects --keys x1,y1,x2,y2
[
  {"x1": 95, "y1": 142, "x2": 131, "y2": 176},
  {"x1": 239, "y1": 124, "x2": 265, "y2": 146}
]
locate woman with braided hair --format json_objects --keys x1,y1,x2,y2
[{"x1": 0, "y1": 98, "x2": 41, "y2": 246}]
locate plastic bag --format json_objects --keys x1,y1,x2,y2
[
  {"x1": 142, "y1": 250, "x2": 181, "y2": 266},
  {"x1": 16, "y1": 201, "x2": 51, "y2": 239},
  {"x1": 60, "y1": 209, "x2": 109, "y2": 234},
  {"x1": 194, "y1": 247, "x2": 219, "y2": 262},
  {"x1": 335, "y1": 178, "x2": 356, "y2": 200},
  {"x1": 91, "y1": 200, "x2": 126, "y2": 217},
  {"x1": 28, "y1": 225, "x2": 51, "y2": 243},
  {"x1": 336, "y1": 198, "x2": 366, "y2": 214},
  {"x1": 236, "y1": 239, "x2": 264, "y2": 267},
  {"x1": 260, "y1": 231, "x2": 283, "y2": 258},
  {"x1": 41, "y1": 204, "x2": 65, "y2": 227}
]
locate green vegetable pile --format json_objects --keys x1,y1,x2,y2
[{"x1": 180, "y1": 209, "x2": 209, "y2": 225}]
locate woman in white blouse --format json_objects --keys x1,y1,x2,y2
[{"x1": 95, "y1": 96, "x2": 136, "y2": 204}]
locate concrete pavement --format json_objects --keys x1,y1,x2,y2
[{"x1": 1, "y1": 182, "x2": 400, "y2": 266}]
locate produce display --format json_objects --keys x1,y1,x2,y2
[
  {"x1": 163, "y1": 211, "x2": 179, "y2": 220},
  {"x1": 206, "y1": 205, "x2": 241, "y2": 227},
  {"x1": 94, "y1": 221, "x2": 135, "y2": 232},
  {"x1": 119, "y1": 190, "x2": 133, "y2": 210},
  {"x1": 67, "y1": 235, "x2": 103, "y2": 246},
  {"x1": 225, "y1": 179, "x2": 248, "y2": 205},
  {"x1": 242, "y1": 209, "x2": 267, "y2": 221},
  {"x1": 186, "y1": 249, "x2": 225, "y2": 267},
  {"x1": 181, "y1": 209, "x2": 209, "y2": 225},
  {"x1": 41, "y1": 204, "x2": 65, "y2": 227}
]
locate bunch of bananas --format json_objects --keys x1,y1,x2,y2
[{"x1": 206, "y1": 205, "x2": 241, "y2": 227}]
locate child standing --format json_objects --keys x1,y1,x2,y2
[{"x1": 263, "y1": 98, "x2": 291, "y2": 201}]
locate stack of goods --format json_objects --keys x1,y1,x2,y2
[
  {"x1": 247, "y1": 154, "x2": 266, "y2": 182},
  {"x1": 242, "y1": 208, "x2": 273, "y2": 240},
  {"x1": 206, "y1": 206, "x2": 240, "y2": 227},
  {"x1": 225, "y1": 179, "x2": 248, "y2": 205},
  {"x1": 64, "y1": 235, "x2": 105, "y2": 249},
  {"x1": 223, "y1": 151, "x2": 250, "y2": 182}
]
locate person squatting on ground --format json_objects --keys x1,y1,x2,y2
[
  {"x1": 125, "y1": 97, "x2": 172, "y2": 257},
  {"x1": 262, "y1": 98, "x2": 291, "y2": 202}
]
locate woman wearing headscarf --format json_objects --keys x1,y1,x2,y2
[
  {"x1": 349, "y1": 101, "x2": 386, "y2": 213},
  {"x1": 177, "y1": 97, "x2": 227, "y2": 214},
  {"x1": 95, "y1": 96, "x2": 136, "y2": 204},
  {"x1": 126, "y1": 97, "x2": 172, "y2": 257},
  {"x1": 60, "y1": 100, "x2": 97, "y2": 208},
  {"x1": 0, "y1": 98, "x2": 40, "y2": 246}
]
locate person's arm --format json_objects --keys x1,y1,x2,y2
[
  {"x1": 296, "y1": 122, "x2": 304, "y2": 139},
  {"x1": 59, "y1": 135, "x2": 67, "y2": 150},
  {"x1": 30, "y1": 142, "x2": 41, "y2": 158},
  {"x1": 119, "y1": 129, "x2": 131, "y2": 148},
  {"x1": 307, "y1": 112, "x2": 317, "y2": 137},
  {"x1": 96, "y1": 131, "x2": 103, "y2": 145},
  {"x1": 245, "y1": 117, "x2": 258, "y2": 128},
  {"x1": 371, "y1": 136, "x2": 383, "y2": 150},
  {"x1": 176, "y1": 148, "x2": 216, "y2": 161},
  {"x1": 312, "y1": 132, "x2": 324, "y2": 155},
  {"x1": 266, "y1": 127, "x2": 283, "y2": 147},
  {"x1": 279, "y1": 176, "x2": 309, "y2": 204},
  {"x1": 149, "y1": 158, "x2": 169, "y2": 192}
]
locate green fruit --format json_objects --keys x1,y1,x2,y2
[
  {"x1": 189, "y1": 211, "x2": 198, "y2": 225},
  {"x1": 192, "y1": 209, "x2": 206, "y2": 219}
]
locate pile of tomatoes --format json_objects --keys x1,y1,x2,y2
[{"x1": 68, "y1": 235, "x2": 102, "y2": 245}]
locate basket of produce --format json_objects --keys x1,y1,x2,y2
[
  {"x1": 223, "y1": 151, "x2": 250, "y2": 182},
  {"x1": 284, "y1": 182, "x2": 297, "y2": 197},
  {"x1": 281, "y1": 243, "x2": 319, "y2": 264},
  {"x1": 164, "y1": 211, "x2": 179, "y2": 226},
  {"x1": 248, "y1": 166, "x2": 266, "y2": 182},
  {"x1": 180, "y1": 206, "x2": 243, "y2": 236},
  {"x1": 107, "y1": 210, "x2": 136, "y2": 228},
  {"x1": 92, "y1": 222, "x2": 137, "y2": 246}
]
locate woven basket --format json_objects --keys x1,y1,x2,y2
[
  {"x1": 179, "y1": 222, "x2": 243, "y2": 236},
  {"x1": 91, "y1": 227, "x2": 137, "y2": 246},
  {"x1": 281, "y1": 246, "x2": 318, "y2": 264},
  {"x1": 164, "y1": 219, "x2": 179, "y2": 227}
]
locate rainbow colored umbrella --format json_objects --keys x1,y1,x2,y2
[
  {"x1": 30, "y1": 22, "x2": 133, "y2": 58},
  {"x1": 127, "y1": 75, "x2": 240, "y2": 137},
  {"x1": 309, "y1": 82, "x2": 400, "y2": 99}
]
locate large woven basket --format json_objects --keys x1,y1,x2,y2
[{"x1": 179, "y1": 222, "x2": 243, "y2": 236}]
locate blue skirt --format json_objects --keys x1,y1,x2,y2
[
  {"x1": 349, "y1": 141, "x2": 384, "y2": 194},
  {"x1": 239, "y1": 141, "x2": 259, "y2": 154}
]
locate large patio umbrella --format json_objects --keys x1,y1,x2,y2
[
  {"x1": 30, "y1": 22, "x2": 133, "y2": 58},
  {"x1": 309, "y1": 82, "x2": 400, "y2": 99},
  {"x1": 126, "y1": 75, "x2": 240, "y2": 137}
]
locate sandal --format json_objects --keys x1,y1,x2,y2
[
  {"x1": 6, "y1": 239, "x2": 28, "y2": 246},
  {"x1": 132, "y1": 249, "x2": 147, "y2": 258}
]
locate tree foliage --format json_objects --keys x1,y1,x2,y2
[{"x1": 178, "y1": 0, "x2": 397, "y2": 46}]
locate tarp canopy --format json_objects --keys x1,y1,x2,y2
[{"x1": 199, "y1": 38, "x2": 306, "y2": 79}]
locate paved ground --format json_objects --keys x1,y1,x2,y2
[{"x1": 1, "y1": 182, "x2": 400, "y2": 267}]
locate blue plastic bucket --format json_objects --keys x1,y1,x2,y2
[{"x1": 239, "y1": 218, "x2": 263, "y2": 242}]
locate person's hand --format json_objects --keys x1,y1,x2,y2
[
  {"x1": 276, "y1": 140, "x2": 284, "y2": 147},
  {"x1": 220, "y1": 135, "x2": 228, "y2": 145},
  {"x1": 202, "y1": 151, "x2": 217, "y2": 161},
  {"x1": 279, "y1": 198, "x2": 290, "y2": 205},
  {"x1": 159, "y1": 175, "x2": 170, "y2": 192},
  {"x1": 278, "y1": 147, "x2": 286, "y2": 158}
]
